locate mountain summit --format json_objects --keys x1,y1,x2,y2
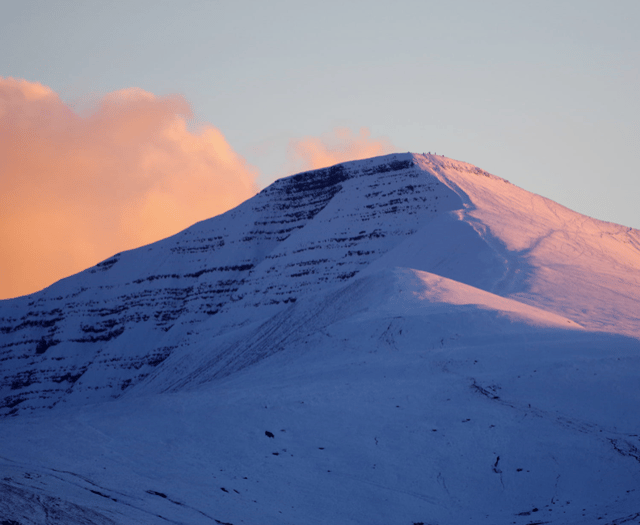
[{"x1": 1, "y1": 153, "x2": 640, "y2": 524}]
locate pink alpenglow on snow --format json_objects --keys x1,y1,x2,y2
[
  {"x1": 397, "y1": 268, "x2": 583, "y2": 330},
  {"x1": 410, "y1": 153, "x2": 640, "y2": 337}
]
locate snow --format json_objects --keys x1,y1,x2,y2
[
  {"x1": 413, "y1": 153, "x2": 640, "y2": 336},
  {"x1": 1, "y1": 152, "x2": 639, "y2": 524}
]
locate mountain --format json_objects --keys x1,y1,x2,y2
[{"x1": 1, "y1": 153, "x2": 639, "y2": 524}]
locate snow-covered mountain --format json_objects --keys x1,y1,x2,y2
[{"x1": 1, "y1": 153, "x2": 639, "y2": 524}]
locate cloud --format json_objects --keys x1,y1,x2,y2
[
  {"x1": 0, "y1": 77, "x2": 259, "y2": 299},
  {"x1": 288, "y1": 127, "x2": 395, "y2": 173}
]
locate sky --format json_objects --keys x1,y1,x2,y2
[{"x1": 1, "y1": 0, "x2": 638, "y2": 300}]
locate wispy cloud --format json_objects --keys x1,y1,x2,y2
[
  {"x1": 0, "y1": 78, "x2": 259, "y2": 299},
  {"x1": 288, "y1": 127, "x2": 395, "y2": 173}
]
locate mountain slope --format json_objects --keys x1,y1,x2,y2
[
  {"x1": 2, "y1": 153, "x2": 638, "y2": 417},
  {"x1": 2, "y1": 274, "x2": 639, "y2": 524},
  {"x1": 411, "y1": 154, "x2": 640, "y2": 335},
  {"x1": 1, "y1": 152, "x2": 639, "y2": 524}
]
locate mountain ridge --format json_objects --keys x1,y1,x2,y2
[
  {"x1": 2, "y1": 152, "x2": 639, "y2": 417},
  {"x1": 1, "y1": 152, "x2": 640, "y2": 524}
]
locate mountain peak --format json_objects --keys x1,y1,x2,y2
[
  {"x1": 1, "y1": 152, "x2": 639, "y2": 417},
  {"x1": 1, "y1": 151, "x2": 640, "y2": 524}
]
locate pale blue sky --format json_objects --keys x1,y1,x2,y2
[{"x1": 2, "y1": 0, "x2": 639, "y2": 228}]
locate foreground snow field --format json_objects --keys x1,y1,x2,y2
[{"x1": 1, "y1": 153, "x2": 639, "y2": 524}]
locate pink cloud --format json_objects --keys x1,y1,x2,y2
[
  {"x1": 288, "y1": 127, "x2": 395, "y2": 173},
  {"x1": 0, "y1": 77, "x2": 259, "y2": 299}
]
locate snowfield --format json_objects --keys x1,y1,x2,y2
[{"x1": 1, "y1": 153, "x2": 639, "y2": 524}]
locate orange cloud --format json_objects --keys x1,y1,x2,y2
[
  {"x1": 288, "y1": 127, "x2": 395, "y2": 173},
  {"x1": 0, "y1": 77, "x2": 259, "y2": 299}
]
